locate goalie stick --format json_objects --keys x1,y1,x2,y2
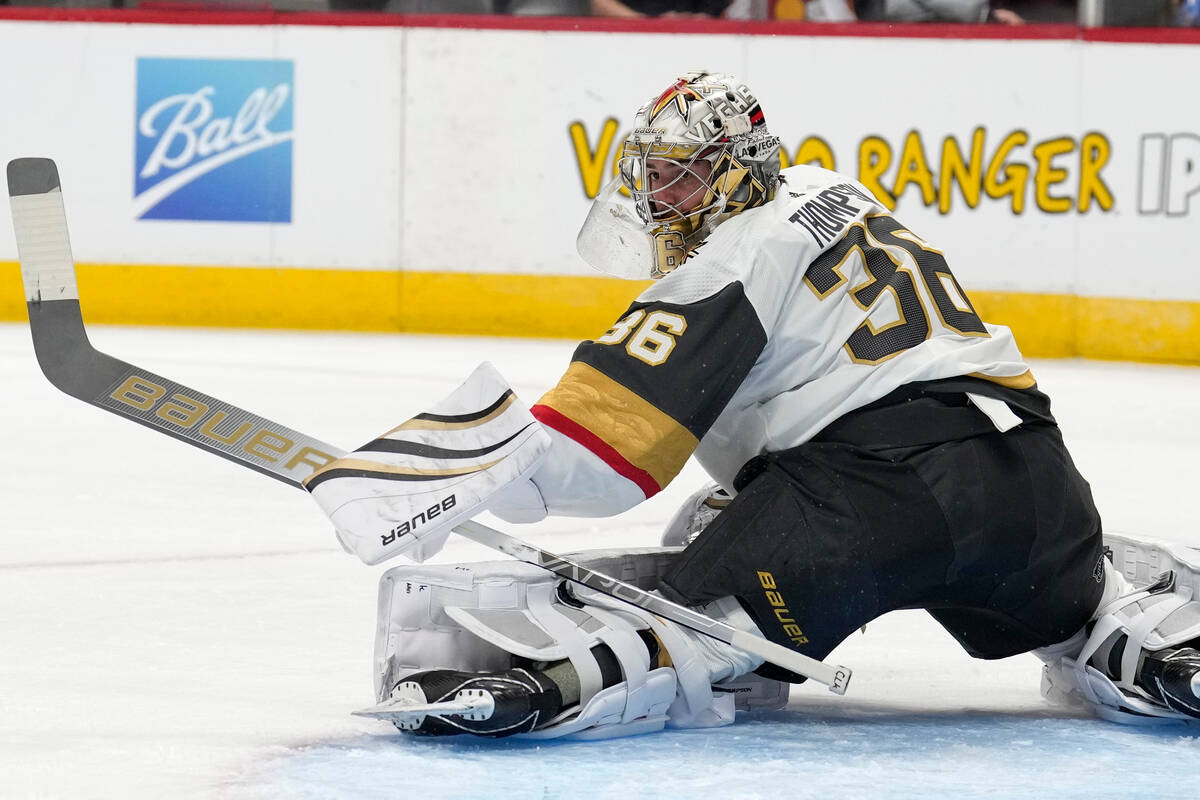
[{"x1": 6, "y1": 157, "x2": 851, "y2": 696}]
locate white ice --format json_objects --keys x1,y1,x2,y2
[{"x1": 1, "y1": 323, "x2": 1198, "y2": 799}]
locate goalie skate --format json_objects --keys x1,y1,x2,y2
[
  {"x1": 354, "y1": 683, "x2": 495, "y2": 731},
  {"x1": 353, "y1": 668, "x2": 563, "y2": 738}
]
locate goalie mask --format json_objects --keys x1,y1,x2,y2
[{"x1": 577, "y1": 71, "x2": 781, "y2": 280}]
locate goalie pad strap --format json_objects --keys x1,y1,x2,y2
[
  {"x1": 1118, "y1": 594, "x2": 1187, "y2": 688},
  {"x1": 448, "y1": 581, "x2": 668, "y2": 736},
  {"x1": 569, "y1": 584, "x2": 742, "y2": 729}
]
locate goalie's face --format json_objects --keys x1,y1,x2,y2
[
  {"x1": 620, "y1": 138, "x2": 725, "y2": 238},
  {"x1": 646, "y1": 156, "x2": 715, "y2": 221}
]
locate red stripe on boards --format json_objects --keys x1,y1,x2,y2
[
  {"x1": 1, "y1": 7, "x2": 1181, "y2": 46},
  {"x1": 3, "y1": 7, "x2": 1198, "y2": 48},
  {"x1": 531, "y1": 404, "x2": 661, "y2": 499}
]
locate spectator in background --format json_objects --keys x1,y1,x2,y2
[
  {"x1": 591, "y1": 0, "x2": 729, "y2": 15},
  {"x1": 1180, "y1": 0, "x2": 1200, "y2": 25},
  {"x1": 990, "y1": 0, "x2": 1074, "y2": 22},
  {"x1": 590, "y1": 0, "x2": 860, "y2": 18},
  {"x1": 805, "y1": 0, "x2": 857, "y2": 19},
  {"x1": 857, "y1": 0, "x2": 1025, "y2": 22}
]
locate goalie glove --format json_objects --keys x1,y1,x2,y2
[{"x1": 303, "y1": 362, "x2": 551, "y2": 565}]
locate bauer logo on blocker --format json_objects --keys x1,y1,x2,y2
[{"x1": 135, "y1": 57, "x2": 294, "y2": 222}]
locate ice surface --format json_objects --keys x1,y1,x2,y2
[{"x1": 1, "y1": 323, "x2": 1198, "y2": 799}]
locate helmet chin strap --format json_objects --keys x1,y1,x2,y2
[{"x1": 647, "y1": 193, "x2": 730, "y2": 279}]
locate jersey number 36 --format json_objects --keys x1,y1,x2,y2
[
  {"x1": 596, "y1": 309, "x2": 688, "y2": 366},
  {"x1": 805, "y1": 213, "x2": 989, "y2": 365}
]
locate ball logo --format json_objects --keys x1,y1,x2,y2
[{"x1": 135, "y1": 57, "x2": 294, "y2": 222}]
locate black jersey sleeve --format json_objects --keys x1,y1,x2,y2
[{"x1": 531, "y1": 281, "x2": 767, "y2": 498}]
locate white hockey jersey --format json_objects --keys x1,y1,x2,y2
[{"x1": 515, "y1": 165, "x2": 1033, "y2": 518}]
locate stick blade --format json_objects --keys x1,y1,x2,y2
[
  {"x1": 7, "y1": 157, "x2": 61, "y2": 198},
  {"x1": 8, "y1": 157, "x2": 78, "y2": 306}
]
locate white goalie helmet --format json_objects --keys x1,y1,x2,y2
[{"x1": 577, "y1": 70, "x2": 781, "y2": 280}]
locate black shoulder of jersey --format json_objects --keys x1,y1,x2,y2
[{"x1": 573, "y1": 281, "x2": 767, "y2": 440}]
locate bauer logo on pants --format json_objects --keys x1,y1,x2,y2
[{"x1": 134, "y1": 57, "x2": 294, "y2": 222}]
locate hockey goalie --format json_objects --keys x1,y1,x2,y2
[{"x1": 306, "y1": 71, "x2": 1200, "y2": 738}]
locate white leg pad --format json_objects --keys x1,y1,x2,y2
[
  {"x1": 1037, "y1": 544, "x2": 1200, "y2": 725},
  {"x1": 1106, "y1": 531, "x2": 1200, "y2": 599},
  {"x1": 373, "y1": 547, "x2": 775, "y2": 739}
]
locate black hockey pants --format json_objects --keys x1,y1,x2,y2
[{"x1": 659, "y1": 378, "x2": 1107, "y2": 683}]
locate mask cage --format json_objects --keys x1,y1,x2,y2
[{"x1": 617, "y1": 138, "x2": 731, "y2": 237}]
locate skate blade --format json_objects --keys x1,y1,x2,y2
[{"x1": 353, "y1": 686, "x2": 495, "y2": 729}]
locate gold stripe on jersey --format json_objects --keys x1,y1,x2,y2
[
  {"x1": 538, "y1": 361, "x2": 698, "y2": 490},
  {"x1": 967, "y1": 370, "x2": 1037, "y2": 390}
]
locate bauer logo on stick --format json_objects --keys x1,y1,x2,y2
[{"x1": 134, "y1": 57, "x2": 294, "y2": 222}]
